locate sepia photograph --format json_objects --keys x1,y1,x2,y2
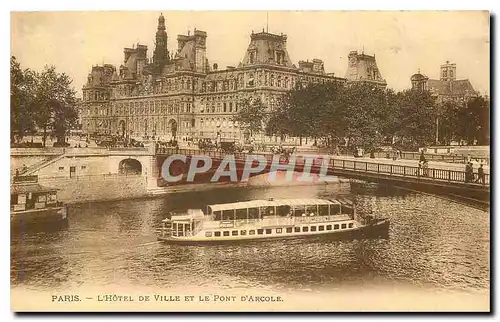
[{"x1": 9, "y1": 9, "x2": 490, "y2": 312}]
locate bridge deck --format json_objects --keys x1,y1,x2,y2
[{"x1": 157, "y1": 148, "x2": 490, "y2": 190}]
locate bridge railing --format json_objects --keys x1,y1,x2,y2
[
  {"x1": 327, "y1": 157, "x2": 489, "y2": 186},
  {"x1": 161, "y1": 148, "x2": 490, "y2": 187}
]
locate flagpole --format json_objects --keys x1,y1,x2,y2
[{"x1": 266, "y1": 12, "x2": 269, "y2": 32}]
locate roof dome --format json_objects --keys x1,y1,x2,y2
[{"x1": 411, "y1": 73, "x2": 427, "y2": 81}]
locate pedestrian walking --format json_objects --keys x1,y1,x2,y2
[
  {"x1": 476, "y1": 163, "x2": 485, "y2": 185},
  {"x1": 423, "y1": 160, "x2": 429, "y2": 177},
  {"x1": 419, "y1": 150, "x2": 426, "y2": 163},
  {"x1": 465, "y1": 162, "x2": 474, "y2": 183}
]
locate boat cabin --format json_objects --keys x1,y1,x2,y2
[
  {"x1": 207, "y1": 199, "x2": 350, "y2": 222},
  {"x1": 167, "y1": 209, "x2": 204, "y2": 237},
  {"x1": 10, "y1": 176, "x2": 61, "y2": 212}
]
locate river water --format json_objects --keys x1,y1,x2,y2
[{"x1": 11, "y1": 183, "x2": 489, "y2": 299}]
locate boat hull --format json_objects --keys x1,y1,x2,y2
[
  {"x1": 11, "y1": 206, "x2": 68, "y2": 229},
  {"x1": 158, "y1": 219, "x2": 389, "y2": 245}
]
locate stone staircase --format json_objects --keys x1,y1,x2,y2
[{"x1": 17, "y1": 154, "x2": 66, "y2": 176}]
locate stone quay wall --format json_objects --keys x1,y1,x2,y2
[{"x1": 38, "y1": 174, "x2": 149, "y2": 204}]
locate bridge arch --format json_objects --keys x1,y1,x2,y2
[{"x1": 118, "y1": 158, "x2": 142, "y2": 175}]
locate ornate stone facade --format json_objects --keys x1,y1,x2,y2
[{"x1": 81, "y1": 14, "x2": 346, "y2": 141}]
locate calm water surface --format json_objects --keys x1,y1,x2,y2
[{"x1": 11, "y1": 184, "x2": 490, "y2": 294}]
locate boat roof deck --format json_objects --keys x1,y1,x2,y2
[
  {"x1": 11, "y1": 183, "x2": 58, "y2": 194},
  {"x1": 208, "y1": 199, "x2": 341, "y2": 212}
]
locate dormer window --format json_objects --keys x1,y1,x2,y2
[
  {"x1": 276, "y1": 51, "x2": 284, "y2": 65},
  {"x1": 249, "y1": 51, "x2": 255, "y2": 64}
]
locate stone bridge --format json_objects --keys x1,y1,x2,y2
[{"x1": 154, "y1": 148, "x2": 490, "y2": 206}]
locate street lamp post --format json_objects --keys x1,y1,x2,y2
[{"x1": 435, "y1": 116, "x2": 439, "y2": 146}]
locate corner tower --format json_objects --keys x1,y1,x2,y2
[
  {"x1": 345, "y1": 50, "x2": 387, "y2": 88},
  {"x1": 153, "y1": 13, "x2": 170, "y2": 74}
]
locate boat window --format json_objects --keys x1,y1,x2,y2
[
  {"x1": 205, "y1": 231, "x2": 212, "y2": 237},
  {"x1": 240, "y1": 230, "x2": 247, "y2": 235},
  {"x1": 293, "y1": 206, "x2": 306, "y2": 217},
  {"x1": 236, "y1": 208, "x2": 247, "y2": 220},
  {"x1": 341, "y1": 224, "x2": 347, "y2": 229},
  {"x1": 248, "y1": 207, "x2": 259, "y2": 220},
  {"x1": 223, "y1": 231, "x2": 230, "y2": 236},
  {"x1": 326, "y1": 225, "x2": 332, "y2": 230},
  {"x1": 264, "y1": 206, "x2": 275, "y2": 217},
  {"x1": 249, "y1": 230, "x2": 256, "y2": 235},
  {"x1": 232, "y1": 231, "x2": 238, "y2": 236},
  {"x1": 348, "y1": 223, "x2": 353, "y2": 228},
  {"x1": 294, "y1": 227, "x2": 300, "y2": 232},
  {"x1": 286, "y1": 227, "x2": 293, "y2": 233},
  {"x1": 276, "y1": 228, "x2": 282, "y2": 234},
  {"x1": 302, "y1": 227, "x2": 309, "y2": 232},
  {"x1": 265, "y1": 229, "x2": 272, "y2": 234},
  {"x1": 318, "y1": 205, "x2": 329, "y2": 216},
  {"x1": 311, "y1": 226, "x2": 317, "y2": 232},
  {"x1": 334, "y1": 224, "x2": 339, "y2": 230},
  {"x1": 257, "y1": 229, "x2": 264, "y2": 235},
  {"x1": 214, "y1": 211, "x2": 222, "y2": 221},
  {"x1": 330, "y1": 204, "x2": 341, "y2": 215},
  {"x1": 222, "y1": 210, "x2": 234, "y2": 220},
  {"x1": 214, "y1": 231, "x2": 221, "y2": 237},
  {"x1": 38, "y1": 195, "x2": 47, "y2": 202},
  {"x1": 277, "y1": 205, "x2": 291, "y2": 217},
  {"x1": 319, "y1": 225, "x2": 325, "y2": 231}
]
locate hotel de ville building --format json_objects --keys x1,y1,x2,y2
[{"x1": 81, "y1": 14, "x2": 387, "y2": 142}]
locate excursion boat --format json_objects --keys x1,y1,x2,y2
[
  {"x1": 10, "y1": 175, "x2": 68, "y2": 227},
  {"x1": 158, "y1": 198, "x2": 389, "y2": 244}
]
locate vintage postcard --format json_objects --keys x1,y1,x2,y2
[{"x1": 10, "y1": 10, "x2": 490, "y2": 312}]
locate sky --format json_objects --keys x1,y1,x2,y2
[{"x1": 10, "y1": 11, "x2": 490, "y2": 96}]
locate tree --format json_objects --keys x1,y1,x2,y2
[
  {"x1": 393, "y1": 89, "x2": 437, "y2": 149},
  {"x1": 10, "y1": 56, "x2": 37, "y2": 143},
  {"x1": 31, "y1": 65, "x2": 78, "y2": 147},
  {"x1": 232, "y1": 97, "x2": 267, "y2": 141},
  {"x1": 466, "y1": 96, "x2": 490, "y2": 145},
  {"x1": 337, "y1": 83, "x2": 389, "y2": 151},
  {"x1": 267, "y1": 82, "x2": 345, "y2": 146}
]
